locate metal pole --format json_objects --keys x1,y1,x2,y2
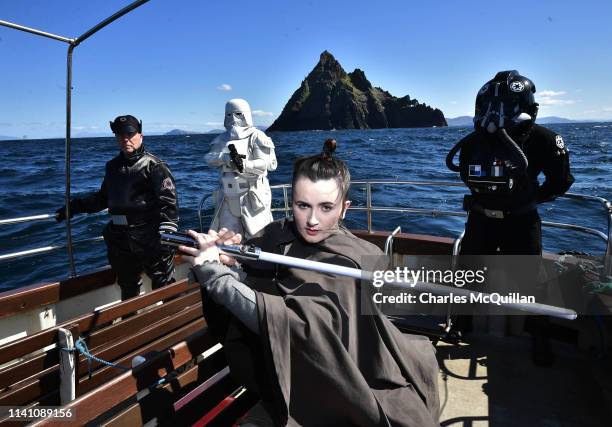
[
  {"x1": 0, "y1": 20, "x2": 73, "y2": 44},
  {"x1": 73, "y1": 0, "x2": 151, "y2": 46},
  {"x1": 65, "y1": 44, "x2": 76, "y2": 277},
  {"x1": 282, "y1": 185, "x2": 290, "y2": 218},
  {"x1": 58, "y1": 327, "x2": 76, "y2": 404},
  {"x1": 0, "y1": 213, "x2": 56, "y2": 225},
  {"x1": 0, "y1": 237, "x2": 104, "y2": 262},
  {"x1": 384, "y1": 226, "x2": 401, "y2": 266},
  {"x1": 445, "y1": 230, "x2": 465, "y2": 333},
  {"x1": 366, "y1": 182, "x2": 372, "y2": 232},
  {"x1": 605, "y1": 202, "x2": 612, "y2": 276}
]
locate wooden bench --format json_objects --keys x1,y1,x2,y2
[
  {"x1": 0, "y1": 278, "x2": 203, "y2": 420},
  {"x1": 30, "y1": 326, "x2": 258, "y2": 426},
  {"x1": 0, "y1": 275, "x2": 258, "y2": 426}
]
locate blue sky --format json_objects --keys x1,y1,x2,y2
[{"x1": 1, "y1": 0, "x2": 611, "y2": 139}]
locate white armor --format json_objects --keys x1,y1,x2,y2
[{"x1": 206, "y1": 99, "x2": 277, "y2": 238}]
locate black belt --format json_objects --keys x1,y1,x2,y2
[
  {"x1": 469, "y1": 202, "x2": 536, "y2": 219},
  {"x1": 110, "y1": 214, "x2": 157, "y2": 228}
]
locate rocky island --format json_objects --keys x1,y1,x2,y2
[{"x1": 267, "y1": 51, "x2": 447, "y2": 131}]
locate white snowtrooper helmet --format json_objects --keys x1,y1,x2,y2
[{"x1": 224, "y1": 98, "x2": 254, "y2": 130}]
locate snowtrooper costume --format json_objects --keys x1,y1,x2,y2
[{"x1": 206, "y1": 99, "x2": 277, "y2": 238}]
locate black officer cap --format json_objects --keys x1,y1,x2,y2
[{"x1": 110, "y1": 115, "x2": 142, "y2": 134}]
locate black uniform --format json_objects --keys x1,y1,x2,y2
[
  {"x1": 66, "y1": 145, "x2": 179, "y2": 299},
  {"x1": 459, "y1": 124, "x2": 574, "y2": 255}
]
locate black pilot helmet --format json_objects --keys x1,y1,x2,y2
[{"x1": 474, "y1": 70, "x2": 539, "y2": 139}]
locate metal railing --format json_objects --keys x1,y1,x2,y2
[
  {"x1": 198, "y1": 180, "x2": 611, "y2": 274},
  {"x1": 1, "y1": 180, "x2": 610, "y2": 275},
  {"x1": 384, "y1": 226, "x2": 402, "y2": 263},
  {"x1": 0, "y1": 214, "x2": 57, "y2": 226},
  {"x1": 0, "y1": 211, "x2": 108, "y2": 262},
  {"x1": 0, "y1": 237, "x2": 104, "y2": 262}
]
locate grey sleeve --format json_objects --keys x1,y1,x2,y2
[{"x1": 190, "y1": 262, "x2": 259, "y2": 334}]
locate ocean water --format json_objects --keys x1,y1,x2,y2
[{"x1": 0, "y1": 124, "x2": 610, "y2": 291}]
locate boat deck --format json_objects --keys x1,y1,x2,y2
[{"x1": 437, "y1": 333, "x2": 610, "y2": 426}]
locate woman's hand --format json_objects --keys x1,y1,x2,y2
[
  {"x1": 180, "y1": 228, "x2": 242, "y2": 266},
  {"x1": 215, "y1": 228, "x2": 243, "y2": 265}
]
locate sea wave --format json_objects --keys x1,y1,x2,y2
[{"x1": 0, "y1": 124, "x2": 610, "y2": 290}]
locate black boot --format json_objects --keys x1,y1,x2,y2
[{"x1": 120, "y1": 280, "x2": 143, "y2": 301}]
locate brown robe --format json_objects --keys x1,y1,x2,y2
[{"x1": 202, "y1": 219, "x2": 440, "y2": 426}]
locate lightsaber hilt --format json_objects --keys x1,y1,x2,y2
[{"x1": 218, "y1": 244, "x2": 261, "y2": 260}]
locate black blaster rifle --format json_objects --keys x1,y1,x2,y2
[{"x1": 228, "y1": 144, "x2": 246, "y2": 173}]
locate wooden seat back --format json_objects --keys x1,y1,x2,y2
[{"x1": 0, "y1": 279, "x2": 200, "y2": 414}]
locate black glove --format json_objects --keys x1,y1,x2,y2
[{"x1": 55, "y1": 205, "x2": 73, "y2": 222}]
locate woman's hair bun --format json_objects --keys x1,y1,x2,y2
[
  {"x1": 292, "y1": 137, "x2": 350, "y2": 202},
  {"x1": 322, "y1": 138, "x2": 337, "y2": 159}
]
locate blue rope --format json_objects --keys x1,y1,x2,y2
[
  {"x1": 61, "y1": 338, "x2": 168, "y2": 388},
  {"x1": 62, "y1": 337, "x2": 130, "y2": 379}
]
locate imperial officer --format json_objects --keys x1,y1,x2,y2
[{"x1": 56, "y1": 115, "x2": 179, "y2": 300}]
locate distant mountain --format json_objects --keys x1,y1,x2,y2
[
  {"x1": 0, "y1": 136, "x2": 18, "y2": 141},
  {"x1": 268, "y1": 51, "x2": 446, "y2": 131},
  {"x1": 537, "y1": 116, "x2": 586, "y2": 124},
  {"x1": 204, "y1": 126, "x2": 267, "y2": 135},
  {"x1": 446, "y1": 116, "x2": 474, "y2": 127},
  {"x1": 73, "y1": 131, "x2": 108, "y2": 138},
  {"x1": 165, "y1": 129, "x2": 202, "y2": 136},
  {"x1": 445, "y1": 115, "x2": 607, "y2": 127}
]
